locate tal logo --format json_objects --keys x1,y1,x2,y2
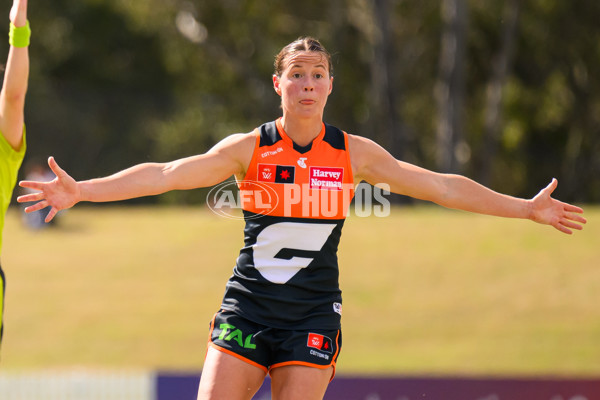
[
  {"x1": 218, "y1": 323, "x2": 256, "y2": 349},
  {"x1": 297, "y1": 157, "x2": 308, "y2": 169}
]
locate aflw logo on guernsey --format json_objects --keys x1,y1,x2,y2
[
  {"x1": 310, "y1": 167, "x2": 344, "y2": 190},
  {"x1": 258, "y1": 164, "x2": 296, "y2": 184}
]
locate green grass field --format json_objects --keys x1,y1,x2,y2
[{"x1": 2, "y1": 205, "x2": 598, "y2": 376}]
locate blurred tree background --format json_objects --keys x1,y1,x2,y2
[{"x1": 1, "y1": 0, "x2": 598, "y2": 204}]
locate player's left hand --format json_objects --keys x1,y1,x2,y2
[{"x1": 529, "y1": 178, "x2": 586, "y2": 234}]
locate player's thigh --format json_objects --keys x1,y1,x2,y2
[
  {"x1": 270, "y1": 365, "x2": 333, "y2": 400},
  {"x1": 197, "y1": 347, "x2": 267, "y2": 400}
]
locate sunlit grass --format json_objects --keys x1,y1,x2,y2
[{"x1": 2, "y1": 204, "x2": 598, "y2": 376}]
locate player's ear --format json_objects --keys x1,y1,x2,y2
[{"x1": 273, "y1": 75, "x2": 282, "y2": 96}]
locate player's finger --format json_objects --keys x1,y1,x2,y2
[
  {"x1": 553, "y1": 222, "x2": 572, "y2": 235},
  {"x1": 45, "y1": 207, "x2": 58, "y2": 223},
  {"x1": 24, "y1": 201, "x2": 49, "y2": 213},
  {"x1": 16, "y1": 192, "x2": 44, "y2": 203},
  {"x1": 550, "y1": 216, "x2": 571, "y2": 235},
  {"x1": 47, "y1": 156, "x2": 69, "y2": 180},
  {"x1": 18, "y1": 180, "x2": 45, "y2": 191},
  {"x1": 544, "y1": 178, "x2": 558, "y2": 195},
  {"x1": 560, "y1": 219, "x2": 583, "y2": 231},
  {"x1": 566, "y1": 212, "x2": 587, "y2": 225},
  {"x1": 563, "y1": 203, "x2": 584, "y2": 214}
]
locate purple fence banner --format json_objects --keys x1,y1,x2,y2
[{"x1": 155, "y1": 372, "x2": 600, "y2": 400}]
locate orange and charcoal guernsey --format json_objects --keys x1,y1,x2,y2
[{"x1": 219, "y1": 118, "x2": 355, "y2": 330}]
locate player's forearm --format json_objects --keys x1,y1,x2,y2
[
  {"x1": 0, "y1": 45, "x2": 29, "y2": 149},
  {"x1": 4, "y1": 1, "x2": 29, "y2": 105},
  {"x1": 78, "y1": 163, "x2": 173, "y2": 203},
  {"x1": 3, "y1": 47, "x2": 29, "y2": 106},
  {"x1": 437, "y1": 174, "x2": 533, "y2": 220}
]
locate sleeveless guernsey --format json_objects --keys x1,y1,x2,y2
[{"x1": 220, "y1": 119, "x2": 354, "y2": 330}]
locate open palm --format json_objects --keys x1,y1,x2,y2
[
  {"x1": 18, "y1": 157, "x2": 81, "y2": 222},
  {"x1": 529, "y1": 179, "x2": 586, "y2": 234}
]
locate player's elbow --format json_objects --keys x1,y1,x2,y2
[
  {"x1": 434, "y1": 174, "x2": 478, "y2": 210},
  {"x1": 160, "y1": 162, "x2": 184, "y2": 191},
  {"x1": 3, "y1": 89, "x2": 27, "y2": 108},
  {"x1": 429, "y1": 174, "x2": 458, "y2": 207}
]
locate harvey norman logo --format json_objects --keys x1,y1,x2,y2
[{"x1": 310, "y1": 167, "x2": 343, "y2": 190}]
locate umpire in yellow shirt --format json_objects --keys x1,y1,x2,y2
[{"x1": 0, "y1": 0, "x2": 30, "y2": 349}]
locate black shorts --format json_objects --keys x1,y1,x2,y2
[{"x1": 207, "y1": 310, "x2": 341, "y2": 376}]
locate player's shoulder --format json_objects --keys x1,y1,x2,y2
[
  {"x1": 346, "y1": 133, "x2": 393, "y2": 178},
  {"x1": 218, "y1": 131, "x2": 257, "y2": 147},
  {"x1": 347, "y1": 133, "x2": 384, "y2": 154},
  {"x1": 209, "y1": 131, "x2": 257, "y2": 165}
]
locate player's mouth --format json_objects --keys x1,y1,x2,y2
[{"x1": 300, "y1": 99, "x2": 316, "y2": 105}]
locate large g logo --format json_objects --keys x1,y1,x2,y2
[{"x1": 252, "y1": 222, "x2": 336, "y2": 284}]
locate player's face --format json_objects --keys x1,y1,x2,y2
[{"x1": 273, "y1": 51, "x2": 333, "y2": 119}]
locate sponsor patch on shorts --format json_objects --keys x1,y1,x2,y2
[
  {"x1": 307, "y1": 333, "x2": 333, "y2": 354},
  {"x1": 333, "y1": 302, "x2": 342, "y2": 315}
]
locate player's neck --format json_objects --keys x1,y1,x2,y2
[{"x1": 279, "y1": 115, "x2": 323, "y2": 147}]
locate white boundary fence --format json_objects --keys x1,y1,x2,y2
[
  {"x1": 1, "y1": 371, "x2": 599, "y2": 400},
  {"x1": 0, "y1": 370, "x2": 154, "y2": 400}
]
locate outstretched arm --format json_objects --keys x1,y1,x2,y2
[
  {"x1": 349, "y1": 134, "x2": 586, "y2": 234},
  {"x1": 18, "y1": 133, "x2": 255, "y2": 222},
  {"x1": 0, "y1": 0, "x2": 29, "y2": 150}
]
